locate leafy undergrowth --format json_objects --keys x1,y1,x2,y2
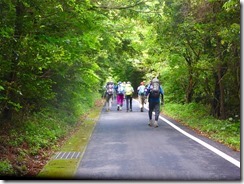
[
  {"x1": 0, "y1": 99, "x2": 104, "y2": 178},
  {"x1": 37, "y1": 104, "x2": 102, "y2": 179},
  {"x1": 162, "y1": 103, "x2": 240, "y2": 151}
]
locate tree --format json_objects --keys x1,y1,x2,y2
[
  {"x1": 151, "y1": 0, "x2": 240, "y2": 119},
  {"x1": 0, "y1": 0, "x2": 240, "y2": 122},
  {"x1": 0, "y1": 0, "x2": 109, "y2": 120}
]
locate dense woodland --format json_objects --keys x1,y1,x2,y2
[{"x1": 0, "y1": 0, "x2": 240, "y2": 176}]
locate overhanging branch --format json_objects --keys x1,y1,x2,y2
[{"x1": 92, "y1": 0, "x2": 146, "y2": 10}]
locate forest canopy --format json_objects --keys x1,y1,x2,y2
[{"x1": 0, "y1": 0, "x2": 240, "y2": 121}]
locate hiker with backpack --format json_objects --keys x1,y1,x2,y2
[
  {"x1": 115, "y1": 81, "x2": 125, "y2": 111},
  {"x1": 122, "y1": 81, "x2": 126, "y2": 101},
  {"x1": 124, "y1": 81, "x2": 134, "y2": 112},
  {"x1": 146, "y1": 77, "x2": 164, "y2": 127},
  {"x1": 137, "y1": 81, "x2": 146, "y2": 112},
  {"x1": 105, "y1": 81, "x2": 114, "y2": 111}
]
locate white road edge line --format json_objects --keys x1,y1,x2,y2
[{"x1": 142, "y1": 103, "x2": 240, "y2": 168}]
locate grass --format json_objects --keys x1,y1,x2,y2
[
  {"x1": 162, "y1": 103, "x2": 240, "y2": 151},
  {"x1": 37, "y1": 159, "x2": 78, "y2": 179},
  {"x1": 1, "y1": 98, "x2": 239, "y2": 177},
  {"x1": 0, "y1": 95, "x2": 103, "y2": 177},
  {"x1": 37, "y1": 102, "x2": 103, "y2": 179},
  {"x1": 0, "y1": 160, "x2": 15, "y2": 176},
  {"x1": 0, "y1": 107, "x2": 75, "y2": 177}
]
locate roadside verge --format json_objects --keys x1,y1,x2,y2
[{"x1": 37, "y1": 101, "x2": 103, "y2": 179}]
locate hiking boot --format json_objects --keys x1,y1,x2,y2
[
  {"x1": 140, "y1": 107, "x2": 143, "y2": 112},
  {"x1": 148, "y1": 120, "x2": 153, "y2": 127},
  {"x1": 117, "y1": 106, "x2": 119, "y2": 111},
  {"x1": 154, "y1": 121, "x2": 158, "y2": 128}
]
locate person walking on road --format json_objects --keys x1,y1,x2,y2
[
  {"x1": 125, "y1": 81, "x2": 134, "y2": 112},
  {"x1": 137, "y1": 81, "x2": 146, "y2": 112},
  {"x1": 105, "y1": 81, "x2": 114, "y2": 111},
  {"x1": 146, "y1": 77, "x2": 164, "y2": 127},
  {"x1": 122, "y1": 81, "x2": 126, "y2": 101},
  {"x1": 115, "y1": 81, "x2": 125, "y2": 111}
]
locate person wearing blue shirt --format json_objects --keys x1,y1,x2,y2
[{"x1": 146, "y1": 77, "x2": 164, "y2": 128}]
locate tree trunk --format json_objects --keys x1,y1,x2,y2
[
  {"x1": 211, "y1": 71, "x2": 220, "y2": 118},
  {"x1": 211, "y1": 64, "x2": 227, "y2": 119},
  {"x1": 184, "y1": 53, "x2": 195, "y2": 104},
  {"x1": 186, "y1": 68, "x2": 194, "y2": 103},
  {"x1": 217, "y1": 64, "x2": 226, "y2": 119},
  {"x1": 211, "y1": 36, "x2": 227, "y2": 119},
  {"x1": 2, "y1": 1, "x2": 25, "y2": 120}
]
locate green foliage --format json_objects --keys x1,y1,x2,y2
[
  {"x1": 0, "y1": 160, "x2": 15, "y2": 176},
  {"x1": 38, "y1": 104, "x2": 102, "y2": 178},
  {"x1": 160, "y1": 56, "x2": 187, "y2": 104},
  {"x1": 163, "y1": 103, "x2": 240, "y2": 150},
  {"x1": 0, "y1": 0, "x2": 106, "y2": 120},
  {"x1": 0, "y1": 94, "x2": 100, "y2": 176},
  {"x1": 0, "y1": 0, "x2": 240, "y2": 176},
  {"x1": 1, "y1": 0, "x2": 239, "y2": 120},
  {"x1": 4, "y1": 89, "x2": 99, "y2": 153},
  {"x1": 6, "y1": 108, "x2": 71, "y2": 155},
  {"x1": 150, "y1": 0, "x2": 240, "y2": 119}
]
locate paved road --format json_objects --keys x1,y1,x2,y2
[{"x1": 75, "y1": 99, "x2": 240, "y2": 180}]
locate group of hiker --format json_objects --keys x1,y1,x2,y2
[
  {"x1": 104, "y1": 77, "x2": 164, "y2": 128},
  {"x1": 104, "y1": 81, "x2": 134, "y2": 112}
]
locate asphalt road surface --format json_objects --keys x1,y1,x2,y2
[{"x1": 75, "y1": 99, "x2": 240, "y2": 180}]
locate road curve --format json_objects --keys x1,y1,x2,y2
[{"x1": 75, "y1": 99, "x2": 240, "y2": 180}]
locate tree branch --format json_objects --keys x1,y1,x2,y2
[{"x1": 92, "y1": 0, "x2": 146, "y2": 10}]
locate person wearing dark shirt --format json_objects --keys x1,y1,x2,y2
[{"x1": 146, "y1": 78, "x2": 164, "y2": 127}]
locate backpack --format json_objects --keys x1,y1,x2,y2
[
  {"x1": 106, "y1": 82, "x2": 114, "y2": 95},
  {"x1": 117, "y1": 84, "x2": 124, "y2": 94},
  {"x1": 125, "y1": 84, "x2": 133, "y2": 96},
  {"x1": 138, "y1": 85, "x2": 146, "y2": 96},
  {"x1": 150, "y1": 78, "x2": 160, "y2": 98}
]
